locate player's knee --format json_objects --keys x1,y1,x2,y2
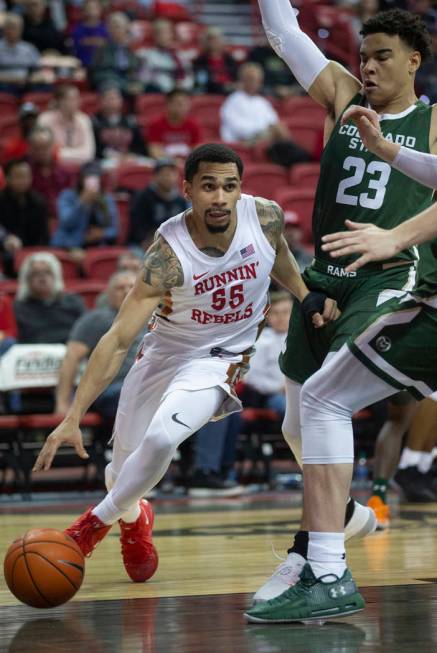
[
  {"x1": 300, "y1": 373, "x2": 352, "y2": 424},
  {"x1": 142, "y1": 429, "x2": 175, "y2": 463}
]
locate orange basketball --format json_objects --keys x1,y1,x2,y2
[{"x1": 3, "y1": 528, "x2": 85, "y2": 608}]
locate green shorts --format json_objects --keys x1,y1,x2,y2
[
  {"x1": 279, "y1": 258, "x2": 417, "y2": 384},
  {"x1": 349, "y1": 293, "x2": 437, "y2": 401}
]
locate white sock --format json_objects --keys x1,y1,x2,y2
[
  {"x1": 308, "y1": 532, "x2": 346, "y2": 580},
  {"x1": 104, "y1": 464, "x2": 141, "y2": 524},
  {"x1": 398, "y1": 447, "x2": 422, "y2": 469},
  {"x1": 418, "y1": 452, "x2": 433, "y2": 474},
  {"x1": 93, "y1": 494, "x2": 122, "y2": 525}
]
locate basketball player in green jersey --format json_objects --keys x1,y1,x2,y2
[{"x1": 252, "y1": 3, "x2": 437, "y2": 605}]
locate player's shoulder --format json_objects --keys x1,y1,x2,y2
[{"x1": 254, "y1": 197, "x2": 284, "y2": 250}]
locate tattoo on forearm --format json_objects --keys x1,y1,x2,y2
[
  {"x1": 142, "y1": 236, "x2": 184, "y2": 289},
  {"x1": 255, "y1": 198, "x2": 284, "y2": 250}
]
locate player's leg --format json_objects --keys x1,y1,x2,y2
[
  {"x1": 65, "y1": 385, "x2": 226, "y2": 558},
  {"x1": 246, "y1": 345, "x2": 398, "y2": 623},
  {"x1": 394, "y1": 397, "x2": 437, "y2": 501},
  {"x1": 368, "y1": 393, "x2": 418, "y2": 528}
]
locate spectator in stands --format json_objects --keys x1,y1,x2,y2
[
  {"x1": 148, "y1": 89, "x2": 202, "y2": 160},
  {"x1": 90, "y1": 12, "x2": 141, "y2": 100},
  {"x1": 92, "y1": 83, "x2": 148, "y2": 162},
  {"x1": 2, "y1": 102, "x2": 39, "y2": 164},
  {"x1": 220, "y1": 63, "x2": 311, "y2": 167},
  {"x1": 22, "y1": 0, "x2": 67, "y2": 54},
  {"x1": 72, "y1": 0, "x2": 108, "y2": 67},
  {"x1": 248, "y1": 35, "x2": 298, "y2": 98},
  {"x1": 188, "y1": 415, "x2": 243, "y2": 497},
  {"x1": 38, "y1": 84, "x2": 96, "y2": 164},
  {"x1": 55, "y1": 270, "x2": 142, "y2": 418},
  {"x1": 116, "y1": 250, "x2": 143, "y2": 273},
  {"x1": 14, "y1": 251, "x2": 85, "y2": 344},
  {"x1": 52, "y1": 160, "x2": 118, "y2": 249},
  {"x1": 137, "y1": 17, "x2": 192, "y2": 93},
  {"x1": 242, "y1": 291, "x2": 293, "y2": 417},
  {"x1": 27, "y1": 125, "x2": 72, "y2": 220},
  {"x1": 129, "y1": 157, "x2": 188, "y2": 249},
  {"x1": 0, "y1": 158, "x2": 49, "y2": 277},
  {"x1": 283, "y1": 211, "x2": 313, "y2": 272},
  {"x1": 94, "y1": 251, "x2": 143, "y2": 308},
  {"x1": 220, "y1": 62, "x2": 290, "y2": 145},
  {"x1": 193, "y1": 27, "x2": 238, "y2": 95},
  {"x1": 0, "y1": 13, "x2": 40, "y2": 94}
]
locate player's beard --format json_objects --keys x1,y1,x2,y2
[{"x1": 205, "y1": 221, "x2": 231, "y2": 233}]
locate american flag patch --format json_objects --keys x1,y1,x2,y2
[{"x1": 240, "y1": 244, "x2": 255, "y2": 259}]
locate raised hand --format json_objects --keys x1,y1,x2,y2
[{"x1": 341, "y1": 105, "x2": 382, "y2": 154}]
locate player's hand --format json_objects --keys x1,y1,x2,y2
[
  {"x1": 33, "y1": 421, "x2": 89, "y2": 472},
  {"x1": 321, "y1": 220, "x2": 399, "y2": 272},
  {"x1": 312, "y1": 297, "x2": 341, "y2": 329},
  {"x1": 341, "y1": 105, "x2": 382, "y2": 153}
]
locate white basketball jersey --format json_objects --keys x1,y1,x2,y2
[{"x1": 143, "y1": 194, "x2": 276, "y2": 358}]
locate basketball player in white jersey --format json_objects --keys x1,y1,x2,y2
[{"x1": 33, "y1": 144, "x2": 339, "y2": 583}]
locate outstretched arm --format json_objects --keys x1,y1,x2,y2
[
  {"x1": 257, "y1": 0, "x2": 360, "y2": 114},
  {"x1": 33, "y1": 235, "x2": 183, "y2": 471},
  {"x1": 321, "y1": 202, "x2": 437, "y2": 272}
]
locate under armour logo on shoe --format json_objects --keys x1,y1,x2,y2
[{"x1": 330, "y1": 585, "x2": 347, "y2": 598}]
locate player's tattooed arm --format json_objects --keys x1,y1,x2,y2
[
  {"x1": 142, "y1": 234, "x2": 184, "y2": 290},
  {"x1": 255, "y1": 198, "x2": 284, "y2": 251}
]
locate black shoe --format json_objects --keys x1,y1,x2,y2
[
  {"x1": 394, "y1": 466, "x2": 437, "y2": 503},
  {"x1": 187, "y1": 470, "x2": 243, "y2": 497}
]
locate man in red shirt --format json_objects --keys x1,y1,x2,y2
[
  {"x1": 27, "y1": 125, "x2": 72, "y2": 220},
  {"x1": 147, "y1": 89, "x2": 203, "y2": 160}
]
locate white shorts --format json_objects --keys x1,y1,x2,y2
[{"x1": 111, "y1": 343, "x2": 243, "y2": 453}]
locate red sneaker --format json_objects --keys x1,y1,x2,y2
[
  {"x1": 119, "y1": 499, "x2": 159, "y2": 583},
  {"x1": 65, "y1": 507, "x2": 112, "y2": 557}
]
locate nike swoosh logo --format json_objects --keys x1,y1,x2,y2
[
  {"x1": 193, "y1": 272, "x2": 209, "y2": 280},
  {"x1": 172, "y1": 413, "x2": 191, "y2": 429}
]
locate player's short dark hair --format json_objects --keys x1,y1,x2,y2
[
  {"x1": 184, "y1": 143, "x2": 244, "y2": 182},
  {"x1": 360, "y1": 9, "x2": 432, "y2": 62},
  {"x1": 4, "y1": 158, "x2": 29, "y2": 176}
]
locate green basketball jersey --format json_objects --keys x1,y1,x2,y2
[{"x1": 313, "y1": 93, "x2": 434, "y2": 266}]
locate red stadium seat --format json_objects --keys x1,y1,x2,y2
[
  {"x1": 289, "y1": 162, "x2": 321, "y2": 189},
  {"x1": 0, "y1": 116, "x2": 20, "y2": 142},
  {"x1": 280, "y1": 96, "x2": 326, "y2": 126},
  {"x1": 83, "y1": 247, "x2": 130, "y2": 280},
  {"x1": 274, "y1": 187, "x2": 316, "y2": 243},
  {"x1": 0, "y1": 93, "x2": 18, "y2": 118},
  {"x1": 242, "y1": 163, "x2": 288, "y2": 197},
  {"x1": 13, "y1": 247, "x2": 80, "y2": 279},
  {"x1": 115, "y1": 194, "x2": 131, "y2": 245},
  {"x1": 114, "y1": 163, "x2": 154, "y2": 192},
  {"x1": 136, "y1": 94, "x2": 166, "y2": 121},
  {"x1": 79, "y1": 92, "x2": 99, "y2": 115},
  {"x1": 64, "y1": 279, "x2": 106, "y2": 308},
  {"x1": 286, "y1": 119, "x2": 323, "y2": 155},
  {"x1": 191, "y1": 95, "x2": 224, "y2": 126},
  {"x1": 21, "y1": 92, "x2": 53, "y2": 111}
]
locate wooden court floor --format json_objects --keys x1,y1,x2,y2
[{"x1": 1, "y1": 492, "x2": 437, "y2": 652}]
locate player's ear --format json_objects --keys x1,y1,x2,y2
[
  {"x1": 183, "y1": 180, "x2": 192, "y2": 200},
  {"x1": 408, "y1": 50, "x2": 421, "y2": 75}
]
